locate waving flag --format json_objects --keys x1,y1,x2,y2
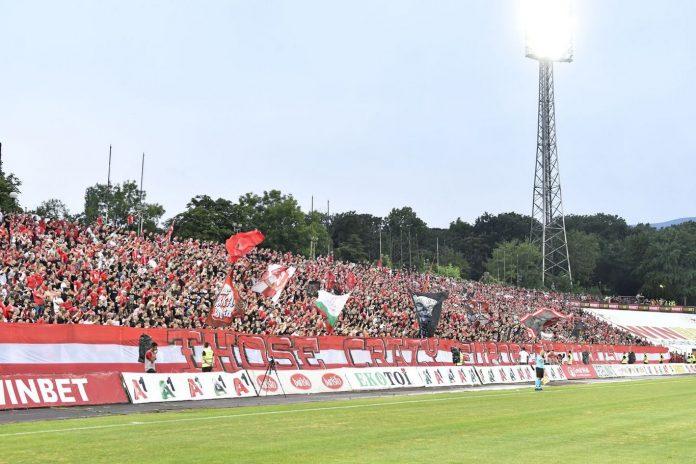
[
  {"x1": 225, "y1": 230, "x2": 265, "y2": 263},
  {"x1": 251, "y1": 264, "x2": 296, "y2": 303},
  {"x1": 412, "y1": 292, "x2": 448, "y2": 338},
  {"x1": 520, "y1": 308, "x2": 570, "y2": 338},
  {"x1": 315, "y1": 291, "x2": 351, "y2": 327},
  {"x1": 207, "y1": 275, "x2": 242, "y2": 327}
]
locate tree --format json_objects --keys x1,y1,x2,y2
[
  {"x1": 0, "y1": 171, "x2": 22, "y2": 213},
  {"x1": 35, "y1": 199, "x2": 71, "y2": 220},
  {"x1": 169, "y1": 195, "x2": 241, "y2": 242},
  {"x1": 84, "y1": 181, "x2": 164, "y2": 231},
  {"x1": 329, "y1": 212, "x2": 383, "y2": 261},
  {"x1": 485, "y1": 240, "x2": 542, "y2": 288},
  {"x1": 637, "y1": 222, "x2": 696, "y2": 305},
  {"x1": 566, "y1": 230, "x2": 601, "y2": 289},
  {"x1": 335, "y1": 234, "x2": 368, "y2": 262}
]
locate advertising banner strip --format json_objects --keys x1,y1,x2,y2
[
  {"x1": 121, "y1": 371, "x2": 257, "y2": 404},
  {"x1": 418, "y1": 366, "x2": 481, "y2": 387},
  {"x1": 561, "y1": 364, "x2": 598, "y2": 380},
  {"x1": 246, "y1": 369, "x2": 353, "y2": 396},
  {"x1": 475, "y1": 365, "x2": 537, "y2": 385},
  {"x1": 0, "y1": 372, "x2": 127, "y2": 410}
]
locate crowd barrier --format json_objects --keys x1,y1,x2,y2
[
  {"x1": 572, "y1": 301, "x2": 696, "y2": 314},
  {"x1": 3, "y1": 363, "x2": 695, "y2": 409}
]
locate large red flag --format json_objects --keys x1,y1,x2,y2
[{"x1": 225, "y1": 230, "x2": 265, "y2": 263}]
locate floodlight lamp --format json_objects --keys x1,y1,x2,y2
[{"x1": 523, "y1": 0, "x2": 574, "y2": 62}]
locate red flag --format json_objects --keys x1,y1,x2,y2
[
  {"x1": 127, "y1": 214, "x2": 134, "y2": 225},
  {"x1": 325, "y1": 271, "x2": 336, "y2": 291},
  {"x1": 346, "y1": 271, "x2": 357, "y2": 290},
  {"x1": 164, "y1": 222, "x2": 174, "y2": 242},
  {"x1": 207, "y1": 274, "x2": 242, "y2": 327},
  {"x1": 225, "y1": 230, "x2": 265, "y2": 263}
]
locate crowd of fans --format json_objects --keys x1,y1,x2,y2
[{"x1": 0, "y1": 214, "x2": 646, "y2": 345}]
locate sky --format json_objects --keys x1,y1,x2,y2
[{"x1": 0, "y1": 0, "x2": 694, "y2": 228}]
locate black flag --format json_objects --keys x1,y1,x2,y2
[
  {"x1": 411, "y1": 292, "x2": 448, "y2": 338},
  {"x1": 138, "y1": 334, "x2": 153, "y2": 363}
]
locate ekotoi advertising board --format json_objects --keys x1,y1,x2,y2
[
  {"x1": 343, "y1": 367, "x2": 424, "y2": 391},
  {"x1": 247, "y1": 369, "x2": 352, "y2": 396},
  {"x1": 121, "y1": 371, "x2": 256, "y2": 404},
  {"x1": 1, "y1": 372, "x2": 127, "y2": 410},
  {"x1": 418, "y1": 366, "x2": 480, "y2": 387}
]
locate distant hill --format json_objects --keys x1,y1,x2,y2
[{"x1": 650, "y1": 217, "x2": 696, "y2": 229}]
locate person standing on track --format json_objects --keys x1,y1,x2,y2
[
  {"x1": 534, "y1": 350, "x2": 546, "y2": 391},
  {"x1": 201, "y1": 342, "x2": 214, "y2": 372},
  {"x1": 144, "y1": 342, "x2": 158, "y2": 373}
]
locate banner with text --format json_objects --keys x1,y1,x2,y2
[{"x1": 0, "y1": 372, "x2": 127, "y2": 410}]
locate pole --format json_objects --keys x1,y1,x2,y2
[
  {"x1": 326, "y1": 200, "x2": 330, "y2": 257},
  {"x1": 436, "y1": 236, "x2": 439, "y2": 268},
  {"x1": 379, "y1": 225, "x2": 382, "y2": 263},
  {"x1": 107, "y1": 145, "x2": 112, "y2": 187},
  {"x1": 138, "y1": 153, "x2": 145, "y2": 236},
  {"x1": 408, "y1": 228, "x2": 412, "y2": 270},
  {"x1": 106, "y1": 145, "x2": 112, "y2": 224}
]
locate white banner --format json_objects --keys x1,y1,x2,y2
[
  {"x1": 122, "y1": 371, "x2": 256, "y2": 404},
  {"x1": 475, "y1": 365, "x2": 536, "y2": 385},
  {"x1": 592, "y1": 363, "x2": 696, "y2": 378},
  {"x1": 343, "y1": 367, "x2": 424, "y2": 391},
  {"x1": 418, "y1": 366, "x2": 480, "y2": 387},
  {"x1": 246, "y1": 369, "x2": 353, "y2": 396}
]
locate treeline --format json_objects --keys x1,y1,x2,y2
[{"x1": 2, "y1": 169, "x2": 695, "y2": 305}]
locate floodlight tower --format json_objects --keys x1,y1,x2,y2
[{"x1": 525, "y1": 0, "x2": 574, "y2": 287}]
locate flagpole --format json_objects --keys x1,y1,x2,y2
[
  {"x1": 436, "y1": 236, "x2": 439, "y2": 268},
  {"x1": 379, "y1": 225, "x2": 382, "y2": 263},
  {"x1": 138, "y1": 153, "x2": 145, "y2": 236},
  {"x1": 326, "y1": 200, "x2": 330, "y2": 257},
  {"x1": 106, "y1": 144, "x2": 112, "y2": 224}
]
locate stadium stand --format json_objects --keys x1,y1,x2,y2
[
  {"x1": 584, "y1": 307, "x2": 696, "y2": 354},
  {"x1": 0, "y1": 213, "x2": 646, "y2": 346}
]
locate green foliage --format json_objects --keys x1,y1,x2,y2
[
  {"x1": 84, "y1": 181, "x2": 164, "y2": 231},
  {"x1": 335, "y1": 234, "x2": 368, "y2": 262},
  {"x1": 0, "y1": 171, "x2": 22, "y2": 213},
  {"x1": 35, "y1": 199, "x2": 71, "y2": 220},
  {"x1": 435, "y1": 264, "x2": 461, "y2": 279},
  {"x1": 566, "y1": 230, "x2": 601, "y2": 288},
  {"x1": 485, "y1": 240, "x2": 542, "y2": 288}
]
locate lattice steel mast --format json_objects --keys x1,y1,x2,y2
[{"x1": 530, "y1": 60, "x2": 572, "y2": 287}]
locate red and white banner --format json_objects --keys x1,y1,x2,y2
[
  {"x1": 0, "y1": 323, "x2": 670, "y2": 375},
  {"x1": 208, "y1": 275, "x2": 242, "y2": 327},
  {"x1": 121, "y1": 371, "x2": 256, "y2": 404},
  {"x1": 251, "y1": 264, "x2": 296, "y2": 303},
  {"x1": 0, "y1": 372, "x2": 127, "y2": 410},
  {"x1": 561, "y1": 364, "x2": 597, "y2": 379}
]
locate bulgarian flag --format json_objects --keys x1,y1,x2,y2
[{"x1": 315, "y1": 290, "x2": 350, "y2": 327}]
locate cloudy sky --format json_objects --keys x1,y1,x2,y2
[{"x1": 0, "y1": 0, "x2": 693, "y2": 227}]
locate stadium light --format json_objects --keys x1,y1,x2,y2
[
  {"x1": 526, "y1": 0, "x2": 574, "y2": 286},
  {"x1": 523, "y1": 0, "x2": 574, "y2": 63}
]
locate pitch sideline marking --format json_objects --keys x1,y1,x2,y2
[{"x1": 0, "y1": 376, "x2": 692, "y2": 438}]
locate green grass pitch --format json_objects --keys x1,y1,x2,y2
[{"x1": 1, "y1": 377, "x2": 694, "y2": 463}]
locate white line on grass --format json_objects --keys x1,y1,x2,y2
[{"x1": 0, "y1": 376, "x2": 692, "y2": 438}]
